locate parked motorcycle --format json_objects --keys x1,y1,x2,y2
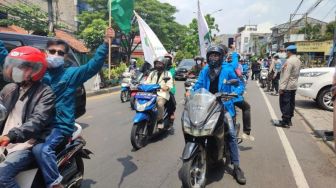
[
  {"x1": 259, "y1": 68, "x2": 269, "y2": 88},
  {"x1": 130, "y1": 77, "x2": 173, "y2": 150},
  {"x1": 0, "y1": 123, "x2": 92, "y2": 188},
  {"x1": 180, "y1": 88, "x2": 240, "y2": 188}
]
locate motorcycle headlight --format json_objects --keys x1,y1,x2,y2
[
  {"x1": 135, "y1": 100, "x2": 148, "y2": 112},
  {"x1": 300, "y1": 72, "x2": 328, "y2": 77}
]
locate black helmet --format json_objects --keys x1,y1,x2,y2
[
  {"x1": 153, "y1": 56, "x2": 166, "y2": 71},
  {"x1": 206, "y1": 45, "x2": 224, "y2": 68},
  {"x1": 194, "y1": 56, "x2": 204, "y2": 64},
  {"x1": 218, "y1": 44, "x2": 228, "y2": 55}
]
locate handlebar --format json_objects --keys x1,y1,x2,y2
[{"x1": 215, "y1": 92, "x2": 239, "y2": 101}]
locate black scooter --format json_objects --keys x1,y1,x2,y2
[{"x1": 180, "y1": 88, "x2": 240, "y2": 188}]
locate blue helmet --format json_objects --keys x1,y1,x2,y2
[{"x1": 286, "y1": 45, "x2": 297, "y2": 54}]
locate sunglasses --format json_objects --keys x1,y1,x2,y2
[{"x1": 48, "y1": 49, "x2": 66, "y2": 56}]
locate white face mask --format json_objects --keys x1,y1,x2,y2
[
  {"x1": 47, "y1": 55, "x2": 64, "y2": 68},
  {"x1": 12, "y1": 67, "x2": 24, "y2": 83}
]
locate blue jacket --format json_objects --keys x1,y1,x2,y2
[
  {"x1": 192, "y1": 63, "x2": 238, "y2": 117},
  {"x1": 222, "y1": 62, "x2": 245, "y2": 104},
  {"x1": 43, "y1": 43, "x2": 108, "y2": 135},
  {"x1": 0, "y1": 41, "x2": 8, "y2": 64}
]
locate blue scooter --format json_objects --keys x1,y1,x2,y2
[{"x1": 130, "y1": 77, "x2": 172, "y2": 150}]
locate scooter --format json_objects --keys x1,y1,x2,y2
[
  {"x1": 130, "y1": 72, "x2": 146, "y2": 110},
  {"x1": 180, "y1": 88, "x2": 240, "y2": 188},
  {"x1": 259, "y1": 68, "x2": 268, "y2": 88},
  {"x1": 130, "y1": 77, "x2": 173, "y2": 150},
  {"x1": 120, "y1": 72, "x2": 133, "y2": 103},
  {"x1": 0, "y1": 123, "x2": 92, "y2": 188}
]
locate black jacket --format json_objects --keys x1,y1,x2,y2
[{"x1": 0, "y1": 82, "x2": 56, "y2": 144}]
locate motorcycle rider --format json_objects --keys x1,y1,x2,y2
[
  {"x1": 189, "y1": 56, "x2": 205, "y2": 76},
  {"x1": 25, "y1": 28, "x2": 114, "y2": 188},
  {"x1": 0, "y1": 46, "x2": 56, "y2": 188},
  {"x1": 145, "y1": 56, "x2": 173, "y2": 129},
  {"x1": 189, "y1": 45, "x2": 246, "y2": 185},
  {"x1": 226, "y1": 51, "x2": 253, "y2": 141},
  {"x1": 164, "y1": 54, "x2": 177, "y2": 124}
]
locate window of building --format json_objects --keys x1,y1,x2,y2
[{"x1": 244, "y1": 37, "x2": 249, "y2": 43}]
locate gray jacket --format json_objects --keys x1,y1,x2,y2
[
  {"x1": 0, "y1": 82, "x2": 56, "y2": 144},
  {"x1": 279, "y1": 55, "x2": 302, "y2": 90}
]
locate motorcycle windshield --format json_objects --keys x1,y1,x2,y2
[
  {"x1": 138, "y1": 84, "x2": 160, "y2": 92},
  {"x1": 187, "y1": 88, "x2": 217, "y2": 126}
]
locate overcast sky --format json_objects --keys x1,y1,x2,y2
[{"x1": 159, "y1": 0, "x2": 336, "y2": 34}]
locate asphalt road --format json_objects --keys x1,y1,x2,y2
[{"x1": 78, "y1": 80, "x2": 336, "y2": 188}]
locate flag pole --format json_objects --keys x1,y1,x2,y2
[{"x1": 108, "y1": 0, "x2": 112, "y2": 80}]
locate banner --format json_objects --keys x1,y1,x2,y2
[
  {"x1": 134, "y1": 11, "x2": 167, "y2": 66},
  {"x1": 109, "y1": 0, "x2": 134, "y2": 34},
  {"x1": 296, "y1": 40, "x2": 333, "y2": 54},
  {"x1": 197, "y1": 0, "x2": 211, "y2": 58}
]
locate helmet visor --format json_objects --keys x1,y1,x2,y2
[{"x1": 3, "y1": 57, "x2": 43, "y2": 83}]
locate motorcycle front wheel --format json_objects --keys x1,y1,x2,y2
[
  {"x1": 130, "y1": 121, "x2": 149, "y2": 150},
  {"x1": 180, "y1": 146, "x2": 207, "y2": 188},
  {"x1": 120, "y1": 90, "x2": 129, "y2": 103}
]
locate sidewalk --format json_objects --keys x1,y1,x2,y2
[
  {"x1": 295, "y1": 95, "x2": 334, "y2": 152},
  {"x1": 86, "y1": 86, "x2": 120, "y2": 97}
]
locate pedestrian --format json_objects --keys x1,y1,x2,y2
[
  {"x1": 274, "y1": 45, "x2": 302, "y2": 128},
  {"x1": 251, "y1": 60, "x2": 260, "y2": 80},
  {"x1": 272, "y1": 54, "x2": 282, "y2": 95}
]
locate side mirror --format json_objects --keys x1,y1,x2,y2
[{"x1": 163, "y1": 77, "x2": 171, "y2": 83}]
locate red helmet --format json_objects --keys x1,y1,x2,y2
[{"x1": 3, "y1": 46, "x2": 47, "y2": 83}]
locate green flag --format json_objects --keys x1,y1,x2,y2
[{"x1": 109, "y1": 0, "x2": 134, "y2": 34}]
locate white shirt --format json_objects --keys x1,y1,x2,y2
[{"x1": 2, "y1": 87, "x2": 36, "y2": 154}]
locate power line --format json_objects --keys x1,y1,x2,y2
[
  {"x1": 321, "y1": 3, "x2": 336, "y2": 21},
  {"x1": 291, "y1": 0, "x2": 304, "y2": 20}
]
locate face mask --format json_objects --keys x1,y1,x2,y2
[
  {"x1": 12, "y1": 67, "x2": 24, "y2": 83},
  {"x1": 47, "y1": 55, "x2": 64, "y2": 68},
  {"x1": 208, "y1": 60, "x2": 219, "y2": 69}
]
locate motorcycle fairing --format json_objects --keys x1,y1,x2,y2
[{"x1": 133, "y1": 112, "x2": 150, "y2": 124}]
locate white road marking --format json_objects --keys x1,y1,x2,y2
[{"x1": 257, "y1": 84, "x2": 310, "y2": 188}]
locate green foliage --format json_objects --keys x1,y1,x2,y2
[
  {"x1": 79, "y1": 19, "x2": 108, "y2": 50},
  {"x1": 323, "y1": 21, "x2": 336, "y2": 40},
  {"x1": 298, "y1": 23, "x2": 322, "y2": 40},
  {"x1": 135, "y1": 58, "x2": 144, "y2": 68},
  {"x1": 0, "y1": 3, "x2": 48, "y2": 34},
  {"x1": 175, "y1": 50, "x2": 194, "y2": 63},
  {"x1": 102, "y1": 63, "x2": 128, "y2": 80}
]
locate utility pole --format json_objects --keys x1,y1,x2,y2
[{"x1": 47, "y1": 0, "x2": 54, "y2": 33}]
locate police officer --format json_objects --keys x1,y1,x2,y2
[{"x1": 275, "y1": 45, "x2": 302, "y2": 128}]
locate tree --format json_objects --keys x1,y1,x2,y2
[
  {"x1": 0, "y1": 3, "x2": 49, "y2": 35},
  {"x1": 78, "y1": 0, "x2": 187, "y2": 61},
  {"x1": 323, "y1": 21, "x2": 336, "y2": 40},
  {"x1": 298, "y1": 23, "x2": 322, "y2": 40},
  {"x1": 176, "y1": 14, "x2": 219, "y2": 59},
  {"x1": 79, "y1": 19, "x2": 108, "y2": 50}
]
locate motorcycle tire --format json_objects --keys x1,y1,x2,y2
[
  {"x1": 130, "y1": 122, "x2": 148, "y2": 150},
  {"x1": 120, "y1": 91, "x2": 129, "y2": 103},
  {"x1": 180, "y1": 147, "x2": 207, "y2": 188}
]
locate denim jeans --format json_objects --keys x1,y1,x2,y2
[
  {"x1": 0, "y1": 150, "x2": 34, "y2": 188},
  {"x1": 32, "y1": 128, "x2": 65, "y2": 187},
  {"x1": 225, "y1": 112, "x2": 240, "y2": 165}
]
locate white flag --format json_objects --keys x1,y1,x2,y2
[
  {"x1": 197, "y1": 0, "x2": 211, "y2": 58},
  {"x1": 134, "y1": 11, "x2": 167, "y2": 66}
]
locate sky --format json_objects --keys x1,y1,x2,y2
[{"x1": 159, "y1": 0, "x2": 336, "y2": 34}]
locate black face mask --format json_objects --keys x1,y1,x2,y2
[
  {"x1": 155, "y1": 64, "x2": 164, "y2": 72},
  {"x1": 209, "y1": 66, "x2": 221, "y2": 81},
  {"x1": 208, "y1": 60, "x2": 220, "y2": 69}
]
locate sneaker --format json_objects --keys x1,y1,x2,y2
[
  {"x1": 233, "y1": 165, "x2": 246, "y2": 185},
  {"x1": 274, "y1": 120, "x2": 290, "y2": 128},
  {"x1": 241, "y1": 133, "x2": 255, "y2": 141}
]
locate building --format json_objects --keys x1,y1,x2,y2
[
  {"x1": 248, "y1": 33, "x2": 271, "y2": 56},
  {"x1": 234, "y1": 25, "x2": 271, "y2": 56},
  {"x1": 0, "y1": 0, "x2": 88, "y2": 32},
  {"x1": 270, "y1": 17, "x2": 327, "y2": 51},
  {"x1": 214, "y1": 34, "x2": 235, "y2": 48}
]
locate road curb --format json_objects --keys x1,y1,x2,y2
[
  {"x1": 86, "y1": 86, "x2": 120, "y2": 97},
  {"x1": 295, "y1": 108, "x2": 335, "y2": 153}
]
